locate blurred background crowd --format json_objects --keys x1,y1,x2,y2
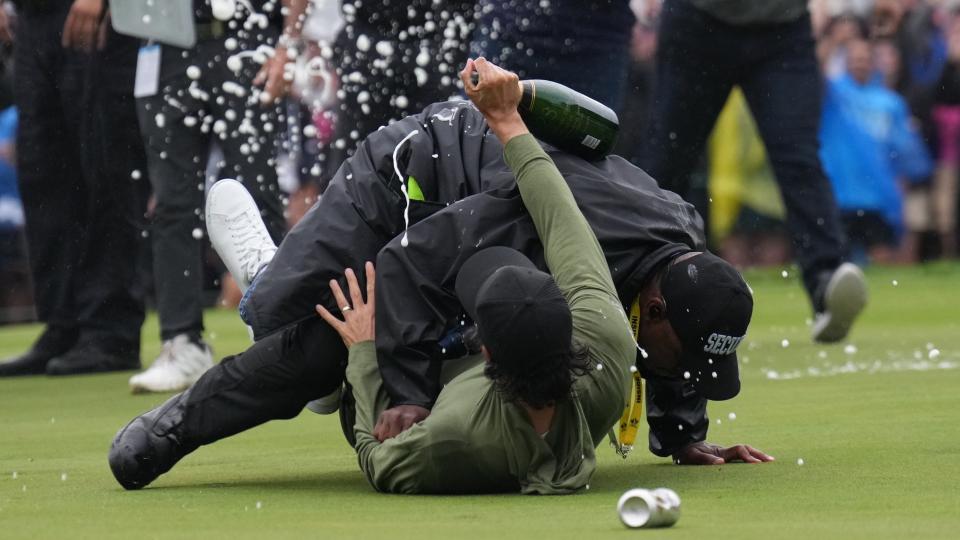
[
  {"x1": 620, "y1": 0, "x2": 959, "y2": 268},
  {"x1": 0, "y1": 0, "x2": 954, "y2": 382}
]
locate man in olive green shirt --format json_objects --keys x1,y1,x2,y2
[{"x1": 315, "y1": 58, "x2": 637, "y2": 494}]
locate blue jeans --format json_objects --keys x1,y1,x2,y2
[{"x1": 641, "y1": 0, "x2": 848, "y2": 302}]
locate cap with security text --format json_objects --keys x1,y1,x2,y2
[{"x1": 661, "y1": 252, "x2": 753, "y2": 401}]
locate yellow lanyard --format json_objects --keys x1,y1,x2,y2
[{"x1": 610, "y1": 297, "x2": 645, "y2": 458}]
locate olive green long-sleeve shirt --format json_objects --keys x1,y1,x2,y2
[{"x1": 345, "y1": 134, "x2": 636, "y2": 494}]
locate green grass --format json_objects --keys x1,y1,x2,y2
[{"x1": 2, "y1": 264, "x2": 959, "y2": 539}]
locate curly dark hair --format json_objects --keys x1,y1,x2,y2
[{"x1": 484, "y1": 340, "x2": 593, "y2": 409}]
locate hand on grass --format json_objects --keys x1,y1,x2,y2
[
  {"x1": 374, "y1": 405, "x2": 430, "y2": 442},
  {"x1": 315, "y1": 262, "x2": 376, "y2": 348},
  {"x1": 673, "y1": 441, "x2": 774, "y2": 465}
]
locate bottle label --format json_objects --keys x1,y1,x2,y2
[{"x1": 581, "y1": 134, "x2": 601, "y2": 149}]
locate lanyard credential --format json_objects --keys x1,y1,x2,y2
[{"x1": 608, "y1": 296, "x2": 645, "y2": 459}]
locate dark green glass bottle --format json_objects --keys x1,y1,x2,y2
[{"x1": 518, "y1": 80, "x2": 620, "y2": 161}]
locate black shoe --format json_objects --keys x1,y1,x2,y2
[
  {"x1": 108, "y1": 391, "x2": 199, "y2": 490},
  {"x1": 0, "y1": 326, "x2": 78, "y2": 377},
  {"x1": 46, "y1": 338, "x2": 140, "y2": 376}
]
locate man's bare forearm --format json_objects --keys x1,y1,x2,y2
[{"x1": 486, "y1": 111, "x2": 529, "y2": 148}]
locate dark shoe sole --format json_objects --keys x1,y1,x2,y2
[
  {"x1": 0, "y1": 354, "x2": 53, "y2": 377},
  {"x1": 0, "y1": 325, "x2": 78, "y2": 376},
  {"x1": 46, "y1": 356, "x2": 140, "y2": 376}
]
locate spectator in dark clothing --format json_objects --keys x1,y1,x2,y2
[
  {"x1": 927, "y1": 17, "x2": 960, "y2": 258},
  {"x1": 126, "y1": 0, "x2": 307, "y2": 393},
  {"x1": 322, "y1": 0, "x2": 475, "y2": 186},
  {"x1": 470, "y1": 0, "x2": 635, "y2": 111},
  {"x1": 640, "y1": 0, "x2": 867, "y2": 344},
  {"x1": 0, "y1": 0, "x2": 150, "y2": 377},
  {"x1": 890, "y1": 2, "x2": 946, "y2": 259},
  {"x1": 612, "y1": 17, "x2": 657, "y2": 164}
]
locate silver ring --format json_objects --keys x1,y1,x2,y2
[{"x1": 340, "y1": 305, "x2": 352, "y2": 312}]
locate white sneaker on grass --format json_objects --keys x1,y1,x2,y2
[
  {"x1": 206, "y1": 179, "x2": 277, "y2": 292},
  {"x1": 129, "y1": 335, "x2": 214, "y2": 394}
]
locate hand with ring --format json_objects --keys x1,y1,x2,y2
[{"x1": 315, "y1": 262, "x2": 376, "y2": 348}]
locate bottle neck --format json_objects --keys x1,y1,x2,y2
[{"x1": 519, "y1": 80, "x2": 533, "y2": 112}]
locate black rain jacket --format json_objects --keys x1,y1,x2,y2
[{"x1": 243, "y1": 102, "x2": 710, "y2": 456}]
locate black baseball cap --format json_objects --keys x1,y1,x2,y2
[
  {"x1": 660, "y1": 252, "x2": 753, "y2": 401},
  {"x1": 455, "y1": 247, "x2": 572, "y2": 363}
]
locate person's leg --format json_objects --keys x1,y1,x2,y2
[
  {"x1": 901, "y1": 185, "x2": 933, "y2": 263},
  {"x1": 127, "y1": 43, "x2": 218, "y2": 391},
  {"x1": 639, "y1": 0, "x2": 738, "y2": 199},
  {"x1": 741, "y1": 17, "x2": 865, "y2": 342},
  {"x1": 46, "y1": 28, "x2": 149, "y2": 374},
  {"x1": 840, "y1": 212, "x2": 868, "y2": 267},
  {"x1": 1, "y1": 8, "x2": 82, "y2": 375},
  {"x1": 138, "y1": 46, "x2": 211, "y2": 343},
  {"x1": 850, "y1": 211, "x2": 898, "y2": 265},
  {"x1": 184, "y1": 316, "x2": 347, "y2": 442},
  {"x1": 207, "y1": 31, "x2": 285, "y2": 244},
  {"x1": 738, "y1": 16, "x2": 849, "y2": 304},
  {"x1": 109, "y1": 315, "x2": 347, "y2": 489},
  {"x1": 932, "y1": 164, "x2": 958, "y2": 257}
]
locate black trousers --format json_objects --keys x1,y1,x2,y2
[
  {"x1": 137, "y1": 31, "x2": 286, "y2": 340},
  {"x1": 182, "y1": 316, "x2": 347, "y2": 445},
  {"x1": 15, "y1": 5, "x2": 148, "y2": 346},
  {"x1": 641, "y1": 0, "x2": 848, "y2": 300}
]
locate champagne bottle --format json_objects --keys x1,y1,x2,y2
[{"x1": 517, "y1": 80, "x2": 619, "y2": 161}]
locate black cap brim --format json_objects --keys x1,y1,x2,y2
[
  {"x1": 686, "y1": 352, "x2": 740, "y2": 401},
  {"x1": 455, "y1": 247, "x2": 538, "y2": 321}
]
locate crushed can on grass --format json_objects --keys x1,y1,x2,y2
[{"x1": 617, "y1": 488, "x2": 681, "y2": 528}]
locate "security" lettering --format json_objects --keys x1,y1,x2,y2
[{"x1": 703, "y1": 333, "x2": 744, "y2": 355}]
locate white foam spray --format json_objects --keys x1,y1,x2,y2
[{"x1": 392, "y1": 130, "x2": 420, "y2": 247}]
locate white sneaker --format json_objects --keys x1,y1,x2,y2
[
  {"x1": 811, "y1": 263, "x2": 868, "y2": 343},
  {"x1": 207, "y1": 179, "x2": 338, "y2": 414},
  {"x1": 129, "y1": 335, "x2": 214, "y2": 394},
  {"x1": 206, "y1": 179, "x2": 277, "y2": 292}
]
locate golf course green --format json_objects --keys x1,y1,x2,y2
[{"x1": 1, "y1": 264, "x2": 958, "y2": 539}]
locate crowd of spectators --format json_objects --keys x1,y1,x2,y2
[{"x1": 812, "y1": 0, "x2": 955, "y2": 264}]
